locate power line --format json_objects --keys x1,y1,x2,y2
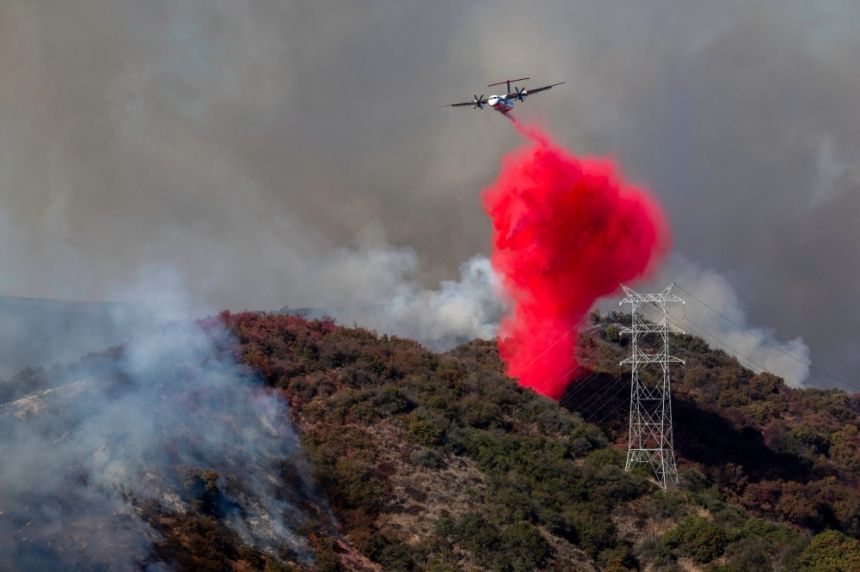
[
  {"x1": 674, "y1": 283, "x2": 795, "y2": 355},
  {"x1": 558, "y1": 369, "x2": 604, "y2": 408},
  {"x1": 573, "y1": 376, "x2": 625, "y2": 415},
  {"x1": 558, "y1": 372, "x2": 597, "y2": 407},
  {"x1": 674, "y1": 282, "x2": 851, "y2": 388},
  {"x1": 632, "y1": 292, "x2": 860, "y2": 395},
  {"x1": 581, "y1": 380, "x2": 628, "y2": 422},
  {"x1": 559, "y1": 381, "x2": 593, "y2": 409},
  {"x1": 668, "y1": 313, "x2": 770, "y2": 374},
  {"x1": 520, "y1": 323, "x2": 602, "y2": 375},
  {"x1": 591, "y1": 386, "x2": 632, "y2": 427},
  {"x1": 555, "y1": 366, "x2": 593, "y2": 403},
  {"x1": 672, "y1": 312, "x2": 860, "y2": 392}
]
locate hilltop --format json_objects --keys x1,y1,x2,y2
[{"x1": 2, "y1": 310, "x2": 859, "y2": 571}]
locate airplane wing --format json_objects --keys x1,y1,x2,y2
[
  {"x1": 441, "y1": 95, "x2": 488, "y2": 109},
  {"x1": 513, "y1": 81, "x2": 566, "y2": 98}
]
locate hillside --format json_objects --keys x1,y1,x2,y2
[
  {"x1": 222, "y1": 311, "x2": 860, "y2": 571},
  {"x1": 0, "y1": 295, "x2": 151, "y2": 380},
  {"x1": 2, "y1": 311, "x2": 859, "y2": 571}
]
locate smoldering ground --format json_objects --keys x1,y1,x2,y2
[{"x1": 0, "y1": 316, "x2": 326, "y2": 570}]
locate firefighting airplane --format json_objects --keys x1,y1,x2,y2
[{"x1": 443, "y1": 77, "x2": 565, "y2": 116}]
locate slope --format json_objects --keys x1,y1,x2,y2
[
  {"x1": 2, "y1": 310, "x2": 859, "y2": 571},
  {"x1": 222, "y1": 311, "x2": 860, "y2": 571}
]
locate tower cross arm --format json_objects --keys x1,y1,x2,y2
[
  {"x1": 620, "y1": 324, "x2": 669, "y2": 335},
  {"x1": 619, "y1": 283, "x2": 684, "y2": 305},
  {"x1": 621, "y1": 355, "x2": 684, "y2": 365}
]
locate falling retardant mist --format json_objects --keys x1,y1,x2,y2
[{"x1": 482, "y1": 120, "x2": 671, "y2": 399}]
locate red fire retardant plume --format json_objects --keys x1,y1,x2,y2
[{"x1": 482, "y1": 120, "x2": 671, "y2": 400}]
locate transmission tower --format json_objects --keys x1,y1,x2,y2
[{"x1": 619, "y1": 284, "x2": 684, "y2": 489}]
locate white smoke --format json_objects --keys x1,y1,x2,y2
[
  {"x1": 314, "y1": 236, "x2": 814, "y2": 391},
  {"x1": 0, "y1": 274, "x2": 322, "y2": 570},
  {"x1": 364, "y1": 254, "x2": 502, "y2": 345},
  {"x1": 318, "y1": 241, "x2": 815, "y2": 390},
  {"x1": 0, "y1": 230, "x2": 502, "y2": 568},
  {"x1": 282, "y1": 231, "x2": 815, "y2": 390},
  {"x1": 297, "y1": 228, "x2": 505, "y2": 348},
  {"x1": 645, "y1": 256, "x2": 812, "y2": 387}
]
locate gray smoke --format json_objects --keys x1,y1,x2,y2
[
  {"x1": 0, "y1": 0, "x2": 857, "y2": 389},
  {"x1": 301, "y1": 230, "x2": 504, "y2": 347},
  {"x1": 631, "y1": 256, "x2": 813, "y2": 387},
  {"x1": 0, "y1": 308, "x2": 320, "y2": 569},
  {"x1": 0, "y1": 296, "x2": 152, "y2": 380}
]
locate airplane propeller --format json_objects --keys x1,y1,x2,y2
[
  {"x1": 513, "y1": 87, "x2": 526, "y2": 102},
  {"x1": 473, "y1": 94, "x2": 486, "y2": 110}
]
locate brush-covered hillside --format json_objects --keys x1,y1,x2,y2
[
  {"x1": 2, "y1": 311, "x2": 859, "y2": 571},
  {"x1": 222, "y1": 311, "x2": 860, "y2": 572}
]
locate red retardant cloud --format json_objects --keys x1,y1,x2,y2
[{"x1": 482, "y1": 120, "x2": 671, "y2": 400}]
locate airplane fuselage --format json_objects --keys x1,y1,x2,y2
[{"x1": 487, "y1": 95, "x2": 515, "y2": 114}]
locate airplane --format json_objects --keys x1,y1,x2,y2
[{"x1": 443, "y1": 77, "x2": 565, "y2": 116}]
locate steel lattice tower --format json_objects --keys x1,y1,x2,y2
[{"x1": 619, "y1": 284, "x2": 684, "y2": 489}]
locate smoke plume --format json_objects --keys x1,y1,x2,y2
[
  {"x1": 313, "y1": 230, "x2": 504, "y2": 348},
  {"x1": 659, "y1": 256, "x2": 811, "y2": 387},
  {"x1": 483, "y1": 121, "x2": 670, "y2": 399},
  {"x1": 0, "y1": 305, "x2": 322, "y2": 569}
]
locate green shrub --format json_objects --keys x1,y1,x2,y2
[
  {"x1": 719, "y1": 538, "x2": 772, "y2": 572},
  {"x1": 313, "y1": 536, "x2": 346, "y2": 572},
  {"x1": 460, "y1": 394, "x2": 503, "y2": 428},
  {"x1": 357, "y1": 532, "x2": 422, "y2": 571},
  {"x1": 598, "y1": 544, "x2": 638, "y2": 571},
  {"x1": 409, "y1": 416, "x2": 447, "y2": 447},
  {"x1": 561, "y1": 507, "x2": 618, "y2": 556},
  {"x1": 792, "y1": 530, "x2": 860, "y2": 571},
  {"x1": 329, "y1": 457, "x2": 383, "y2": 512},
  {"x1": 409, "y1": 447, "x2": 444, "y2": 469},
  {"x1": 439, "y1": 514, "x2": 552, "y2": 572},
  {"x1": 495, "y1": 522, "x2": 553, "y2": 572},
  {"x1": 651, "y1": 490, "x2": 687, "y2": 520},
  {"x1": 735, "y1": 517, "x2": 798, "y2": 547},
  {"x1": 605, "y1": 324, "x2": 621, "y2": 343},
  {"x1": 375, "y1": 386, "x2": 415, "y2": 415},
  {"x1": 680, "y1": 468, "x2": 712, "y2": 493},
  {"x1": 660, "y1": 517, "x2": 728, "y2": 563},
  {"x1": 452, "y1": 513, "x2": 502, "y2": 555}
]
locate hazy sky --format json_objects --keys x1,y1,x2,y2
[{"x1": 1, "y1": 1, "x2": 858, "y2": 386}]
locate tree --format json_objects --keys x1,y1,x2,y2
[{"x1": 793, "y1": 530, "x2": 860, "y2": 571}]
